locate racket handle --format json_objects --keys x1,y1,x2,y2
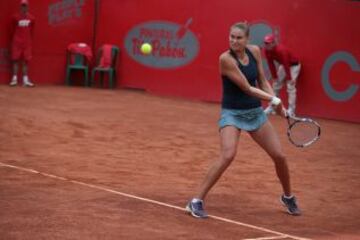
[{"x1": 286, "y1": 115, "x2": 291, "y2": 125}]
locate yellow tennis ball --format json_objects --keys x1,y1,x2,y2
[{"x1": 140, "y1": 43, "x2": 152, "y2": 55}]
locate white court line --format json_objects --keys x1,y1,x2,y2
[
  {"x1": 0, "y1": 162, "x2": 310, "y2": 240},
  {"x1": 243, "y1": 235, "x2": 289, "y2": 240}
]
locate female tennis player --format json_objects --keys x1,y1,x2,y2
[{"x1": 186, "y1": 22, "x2": 301, "y2": 218}]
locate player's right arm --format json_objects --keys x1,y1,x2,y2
[{"x1": 219, "y1": 52, "x2": 274, "y2": 102}]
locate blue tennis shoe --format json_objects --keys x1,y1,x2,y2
[{"x1": 186, "y1": 199, "x2": 208, "y2": 218}]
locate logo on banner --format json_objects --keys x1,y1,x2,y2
[
  {"x1": 249, "y1": 22, "x2": 279, "y2": 47},
  {"x1": 249, "y1": 21, "x2": 280, "y2": 79},
  {"x1": 321, "y1": 51, "x2": 360, "y2": 101},
  {"x1": 124, "y1": 19, "x2": 199, "y2": 69},
  {"x1": 48, "y1": 0, "x2": 85, "y2": 25}
]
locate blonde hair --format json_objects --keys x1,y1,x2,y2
[{"x1": 230, "y1": 21, "x2": 250, "y2": 36}]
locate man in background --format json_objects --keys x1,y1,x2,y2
[
  {"x1": 263, "y1": 34, "x2": 301, "y2": 117},
  {"x1": 9, "y1": 0, "x2": 35, "y2": 87}
]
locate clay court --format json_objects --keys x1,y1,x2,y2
[{"x1": 1, "y1": 86, "x2": 359, "y2": 240}]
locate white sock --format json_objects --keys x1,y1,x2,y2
[
  {"x1": 23, "y1": 75, "x2": 29, "y2": 82},
  {"x1": 12, "y1": 75, "x2": 17, "y2": 81},
  {"x1": 284, "y1": 194, "x2": 294, "y2": 199},
  {"x1": 191, "y1": 198, "x2": 202, "y2": 203}
]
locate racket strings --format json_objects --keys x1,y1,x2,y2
[{"x1": 289, "y1": 121, "x2": 320, "y2": 146}]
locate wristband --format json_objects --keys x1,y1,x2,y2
[{"x1": 270, "y1": 96, "x2": 281, "y2": 106}]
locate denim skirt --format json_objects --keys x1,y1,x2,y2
[{"x1": 218, "y1": 107, "x2": 267, "y2": 131}]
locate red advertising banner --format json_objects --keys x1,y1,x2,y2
[
  {"x1": 1, "y1": 0, "x2": 359, "y2": 122},
  {"x1": 95, "y1": 0, "x2": 360, "y2": 122}
]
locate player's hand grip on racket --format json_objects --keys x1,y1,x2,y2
[{"x1": 270, "y1": 96, "x2": 286, "y2": 118}]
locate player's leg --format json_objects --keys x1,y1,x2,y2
[
  {"x1": 187, "y1": 126, "x2": 240, "y2": 218},
  {"x1": 197, "y1": 126, "x2": 240, "y2": 200},
  {"x1": 22, "y1": 61, "x2": 34, "y2": 87},
  {"x1": 10, "y1": 42, "x2": 21, "y2": 86},
  {"x1": 248, "y1": 121, "x2": 301, "y2": 215},
  {"x1": 10, "y1": 61, "x2": 19, "y2": 86},
  {"x1": 22, "y1": 45, "x2": 34, "y2": 87},
  {"x1": 286, "y1": 64, "x2": 301, "y2": 117},
  {"x1": 249, "y1": 121, "x2": 290, "y2": 195}
]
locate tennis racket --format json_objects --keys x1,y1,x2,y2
[{"x1": 286, "y1": 115, "x2": 321, "y2": 147}]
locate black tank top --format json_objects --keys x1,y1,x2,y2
[{"x1": 221, "y1": 48, "x2": 261, "y2": 109}]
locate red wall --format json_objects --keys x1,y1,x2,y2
[
  {"x1": 95, "y1": 0, "x2": 360, "y2": 122},
  {"x1": 1, "y1": 0, "x2": 359, "y2": 122}
]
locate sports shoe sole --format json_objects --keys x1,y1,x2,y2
[{"x1": 185, "y1": 204, "x2": 207, "y2": 218}]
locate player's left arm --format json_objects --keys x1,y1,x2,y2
[{"x1": 248, "y1": 45, "x2": 275, "y2": 95}]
